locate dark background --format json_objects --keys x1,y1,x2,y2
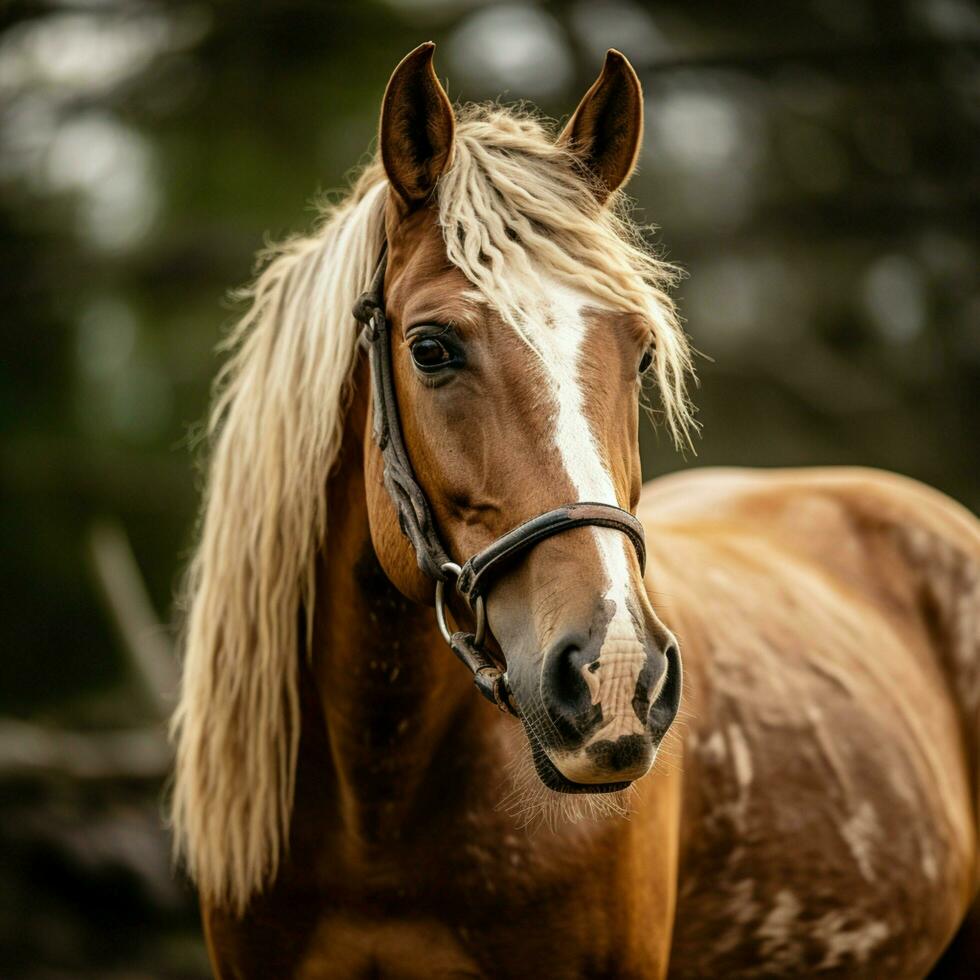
[{"x1": 1, "y1": 1, "x2": 977, "y2": 975}]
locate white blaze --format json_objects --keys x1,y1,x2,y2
[{"x1": 528, "y1": 279, "x2": 647, "y2": 741}]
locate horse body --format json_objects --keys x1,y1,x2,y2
[
  {"x1": 650, "y1": 467, "x2": 979, "y2": 976},
  {"x1": 178, "y1": 45, "x2": 980, "y2": 978},
  {"x1": 203, "y1": 372, "x2": 979, "y2": 976}
]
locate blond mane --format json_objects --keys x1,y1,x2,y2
[{"x1": 171, "y1": 105, "x2": 695, "y2": 913}]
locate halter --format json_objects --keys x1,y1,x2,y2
[{"x1": 353, "y1": 247, "x2": 646, "y2": 717}]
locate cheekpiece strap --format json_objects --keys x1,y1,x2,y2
[{"x1": 352, "y1": 246, "x2": 452, "y2": 582}]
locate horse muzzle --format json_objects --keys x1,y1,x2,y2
[{"x1": 516, "y1": 632, "x2": 682, "y2": 793}]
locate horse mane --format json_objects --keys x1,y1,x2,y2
[{"x1": 170, "y1": 104, "x2": 695, "y2": 913}]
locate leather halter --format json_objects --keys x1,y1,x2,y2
[{"x1": 353, "y1": 247, "x2": 646, "y2": 717}]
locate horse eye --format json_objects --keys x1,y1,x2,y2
[
  {"x1": 410, "y1": 337, "x2": 453, "y2": 371},
  {"x1": 638, "y1": 349, "x2": 653, "y2": 375}
]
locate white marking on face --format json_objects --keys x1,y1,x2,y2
[{"x1": 523, "y1": 278, "x2": 649, "y2": 746}]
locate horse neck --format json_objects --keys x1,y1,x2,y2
[{"x1": 308, "y1": 362, "x2": 476, "y2": 845}]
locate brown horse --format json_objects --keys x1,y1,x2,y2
[{"x1": 172, "y1": 45, "x2": 980, "y2": 977}]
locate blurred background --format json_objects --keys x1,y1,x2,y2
[{"x1": 1, "y1": 0, "x2": 977, "y2": 975}]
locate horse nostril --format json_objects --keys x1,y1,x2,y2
[
  {"x1": 547, "y1": 638, "x2": 589, "y2": 709},
  {"x1": 540, "y1": 635, "x2": 602, "y2": 743},
  {"x1": 647, "y1": 643, "x2": 682, "y2": 738}
]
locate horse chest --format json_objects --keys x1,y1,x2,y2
[
  {"x1": 293, "y1": 916, "x2": 481, "y2": 979},
  {"x1": 295, "y1": 901, "x2": 649, "y2": 980},
  {"x1": 289, "y1": 820, "x2": 663, "y2": 979}
]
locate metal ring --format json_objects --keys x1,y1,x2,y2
[
  {"x1": 434, "y1": 562, "x2": 461, "y2": 644},
  {"x1": 435, "y1": 562, "x2": 486, "y2": 647},
  {"x1": 473, "y1": 594, "x2": 487, "y2": 647}
]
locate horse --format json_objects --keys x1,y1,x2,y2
[{"x1": 171, "y1": 44, "x2": 980, "y2": 977}]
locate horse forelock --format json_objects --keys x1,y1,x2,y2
[{"x1": 437, "y1": 105, "x2": 696, "y2": 449}]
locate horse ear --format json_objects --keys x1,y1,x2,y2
[
  {"x1": 558, "y1": 49, "x2": 643, "y2": 203},
  {"x1": 380, "y1": 42, "x2": 455, "y2": 207}
]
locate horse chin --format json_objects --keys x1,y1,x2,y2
[{"x1": 526, "y1": 729, "x2": 632, "y2": 796}]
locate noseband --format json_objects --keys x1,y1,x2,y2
[{"x1": 353, "y1": 248, "x2": 646, "y2": 717}]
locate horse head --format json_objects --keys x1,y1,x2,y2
[{"x1": 364, "y1": 43, "x2": 684, "y2": 793}]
